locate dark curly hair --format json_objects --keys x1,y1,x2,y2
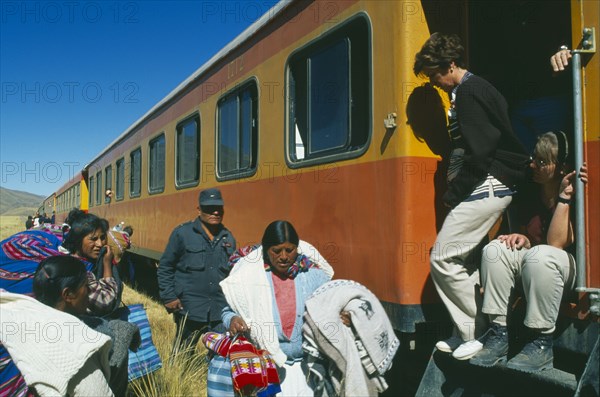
[{"x1": 413, "y1": 33, "x2": 466, "y2": 76}]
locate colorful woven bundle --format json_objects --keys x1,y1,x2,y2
[
  {"x1": 201, "y1": 333, "x2": 280, "y2": 396},
  {"x1": 229, "y1": 338, "x2": 266, "y2": 392},
  {"x1": 201, "y1": 332, "x2": 233, "y2": 357},
  {"x1": 256, "y1": 350, "x2": 281, "y2": 396}
]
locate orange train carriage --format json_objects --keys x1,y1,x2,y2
[
  {"x1": 40, "y1": 194, "x2": 55, "y2": 218},
  {"x1": 44, "y1": 1, "x2": 598, "y2": 394},
  {"x1": 54, "y1": 170, "x2": 89, "y2": 221}
]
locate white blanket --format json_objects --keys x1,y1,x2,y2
[
  {"x1": 220, "y1": 240, "x2": 333, "y2": 366},
  {"x1": 303, "y1": 280, "x2": 400, "y2": 396},
  {"x1": 0, "y1": 291, "x2": 113, "y2": 396}
]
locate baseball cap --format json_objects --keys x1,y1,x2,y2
[{"x1": 199, "y1": 188, "x2": 224, "y2": 206}]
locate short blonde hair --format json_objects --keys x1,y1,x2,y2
[{"x1": 534, "y1": 132, "x2": 559, "y2": 165}]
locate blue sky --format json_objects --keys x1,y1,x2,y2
[{"x1": 1, "y1": 0, "x2": 274, "y2": 197}]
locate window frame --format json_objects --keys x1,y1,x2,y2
[
  {"x1": 148, "y1": 133, "x2": 166, "y2": 194},
  {"x1": 129, "y1": 147, "x2": 142, "y2": 198},
  {"x1": 89, "y1": 175, "x2": 94, "y2": 207},
  {"x1": 95, "y1": 170, "x2": 102, "y2": 205},
  {"x1": 115, "y1": 157, "x2": 125, "y2": 201},
  {"x1": 216, "y1": 78, "x2": 259, "y2": 181},
  {"x1": 175, "y1": 113, "x2": 201, "y2": 189},
  {"x1": 104, "y1": 165, "x2": 113, "y2": 203},
  {"x1": 285, "y1": 13, "x2": 372, "y2": 168}
]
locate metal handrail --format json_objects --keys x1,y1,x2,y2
[
  {"x1": 572, "y1": 27, "x2": 599, "y2": 316},
  {"x1": 571, "y1": 51, "x2": 586, "y2": 290}
]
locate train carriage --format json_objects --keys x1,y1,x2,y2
[
  {"x1": 40, "y1": 194, "x2": 54, "y2": 215},
  {"x1": 73, "y1": 0, "x2": 447, "y2": 332},
  {"x1": 47, "y1": 0, "x2": 598, "y2": 394},
  {"x1": 54, "y1": 170, "x2": 89, "y2": 222}
]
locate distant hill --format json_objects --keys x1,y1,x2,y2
[{"x1": 0, "y1": 187, "x2": 45, "y2": 215}]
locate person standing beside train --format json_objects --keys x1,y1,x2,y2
[
  {"x1": 157, "y1": 188, "x2": 236, "y2": 353},
  {"x1": 413, "y1": 33, "x2": 528, "y2": 360}
]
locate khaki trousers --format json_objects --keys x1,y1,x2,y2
[
  {"x1": 480, "y1": 240, "x2": 575, "y2": 332},
  {"x1": 430, "y1": 194, "x2": 512, "y2": 341}
]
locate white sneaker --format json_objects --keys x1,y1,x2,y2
[
  {"x1": 435, "y1": 336, "x2": 463, "y2": 353},
  {"x1": 452, "y1": 339, "x2": 483, "y2": 360}
]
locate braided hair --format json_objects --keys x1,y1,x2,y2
[{"x1": 33, "y1": 255, "x2": 88, "y2": 308}]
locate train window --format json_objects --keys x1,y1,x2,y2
[
  {"x1": 149, "y1": 134, "x2": 166, "y2": 194},
  {"x1": 176, "y1": 114, "x2": 200, "y2": 188},
  {"x1": 89, "y1": 175, "x2": 94, "y2": 207},
  {"x1": 217, "y1": 80, "x2": 258, "y2": 180},
  {"x1": 130, "y1": 148, "x2": 142, "y2": 198},
  {"x1": 105, "y1": 165, "x2": 112, "y2": 203},
  {"x1": 116, "y1": 157, "x2": 125, "y2": 200},
  {"x1": 95, "y1": 171, "x2": 102, "y2": 205},
  {"x1": 76, "y1": 184, "x2": 80, "y2": 209},
  {"x1": 287, "y1": 16, "x2": 371, "y2": 166}
]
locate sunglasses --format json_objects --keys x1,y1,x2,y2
[
  {"x1": 201, "y1": 205, "x2": 224, "y2": 214},
  {"x1": 529, "y1": 156, "x2": 552, "y2": 168}
]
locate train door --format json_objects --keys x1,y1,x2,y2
[{"x1": 414, "y1": 1, "x2": 598, "y2": 395}]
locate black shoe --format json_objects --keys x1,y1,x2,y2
[
  {"x1": 507, "y1": 332, "x2": 553, "y2": 372},
  {"x1": 470, "y1": 323, "x2": 509, "y2": 367}
]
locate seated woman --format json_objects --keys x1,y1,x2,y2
[
  {"x1": 33, "y1": 255, "x2": 139, "y2": 396},
  {"x1": 470, "y1": 131, "x2": 588, "y2": 372},
  {"x1": 60, "y1": 209, "x2": 122, "y2": 316},
  {"x1": 217, "y1": 220, "x2": 334, "y2": 396},
  {"x1": 1, "y1": 261, "x2": 114, "y2": 396},
  {"x1": 1, "y1": 209, "x2": 120, "y2": 316}
]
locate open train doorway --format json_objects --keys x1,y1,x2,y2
[{"x1": 468, "y1": 0, "x2": 573, "y2": 154}]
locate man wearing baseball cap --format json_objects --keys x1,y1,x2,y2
[{"x1": 158, "y1": 188, "x2": 236, "y2": 353}]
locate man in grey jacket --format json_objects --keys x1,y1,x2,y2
[{"x1": 158, "y1": 188, "x2": 236, "y2": 352}]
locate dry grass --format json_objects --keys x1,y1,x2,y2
[
  {"x1": 122, "y1": 284, "x2": 208, "y2": 397},
  {"x1": 0, "y1": 215, "x2": 26, "y2": 240}
]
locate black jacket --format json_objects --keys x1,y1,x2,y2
[
  {"x1": 444, "y1": 75, "x2": 528, "y2": 207},
  {"x1": 157, "y1": 218, "x2": 236, "y2": 322}
]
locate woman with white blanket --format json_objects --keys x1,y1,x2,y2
[
  {"x1": 0, "y1": 290, "x2": 113, "y2": 396},
  {"x1": 219, "y1": 220, "x2": 334, "y2": 396}
]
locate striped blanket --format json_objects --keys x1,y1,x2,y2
[
  {"x1": 0, "y1": 230, "x2": 66, "y2": 294},
  {"x1": 118, "y1": 304, "x2": 162, "y2": 381},
  {"x1": 0, "y1": 343, "x2": 34, "y2": 397}
]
